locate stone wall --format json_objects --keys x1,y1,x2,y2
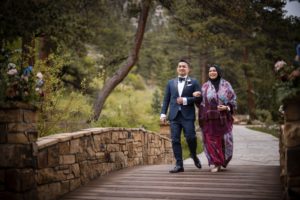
[
  {"x1": 0, "y1": 103, "x2": 173, "y2": 200},
  {"x1": 35, "y1": 127, "x2": 173, "y2": 200},
  {"x1": 0, "y1": 102, "x2": 38, "y2": 200},
  {"x1": 279, "y1": 95, "x2": 300, "y2": 200}
]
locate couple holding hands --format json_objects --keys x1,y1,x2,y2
[{"x1": 160, "y1": 59, "x2": 237, "y2": 173}]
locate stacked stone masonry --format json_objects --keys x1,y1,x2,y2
[
  {"x1": 0, "y1": 103, "x2": 173, "y2": 200},
  {"x1": 280, "y1": 95, "x2": 300, "y2": 200},
  {"x1": 36, "y1": 128, "x2": 173, "y2": 200},
  {"x1": 0, "y1": 102, "x2": 38, "y2": 200}
]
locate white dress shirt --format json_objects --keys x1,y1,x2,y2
[
  {"x1": 160, "y1": 76, "x2": 188, "y2": 119},
  {"x1": 177, "y1": 77, "x2": 188, "y2": 105}
]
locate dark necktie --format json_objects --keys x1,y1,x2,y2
[{"x1": 178, "y1": 77, "x2": 185, "y2": 82}]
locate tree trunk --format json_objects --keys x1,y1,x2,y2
[
  {"x1": 199, "y1": 54, "x2": 207, "y2": 84},
  {"x1": 91, "y1": 0, "x2": 151, "y2": 122},
  {"x1": 21, "y1": 35, "x2": 35, "y2": 67},
  {"x1": 246, "y1": 73, "x2": 256, "y2": 120},
  {"x1": 39, "y1": 34, "x2": 51, "y2": 60},
  {"x1": 243, "y1": 47, "x2": 256, "y2": 120}
]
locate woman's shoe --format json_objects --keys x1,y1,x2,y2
[{"x1": 211, "y1": 166, "x2": 220, "y2": 172}]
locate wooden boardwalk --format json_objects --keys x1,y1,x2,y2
[{"x1": 61, "y1": 164, "x2": 282, "y2": 200}]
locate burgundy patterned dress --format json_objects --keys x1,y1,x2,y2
[{"x1": 199, "y1": 79, "x2": 237, "y2": 167}]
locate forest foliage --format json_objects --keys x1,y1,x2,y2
[{"x1": 1, "y1": 0, "x2": 300, "y2": 136}]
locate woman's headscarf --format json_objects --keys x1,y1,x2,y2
[{"x1": 208, "y1": 64, "x2": 222, "y2": 92}]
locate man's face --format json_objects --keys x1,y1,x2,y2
[{"x1": 177, "y1": 62, "x2": 190, "y2": 76}]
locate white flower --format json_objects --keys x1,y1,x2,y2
[
  {"x1": 7, "y1": 63, "x2": 16, "y2": 70},
  {"x1": 7, "y1": 68, "x2": 18, "y2": 75},
  {"x1": 36, "y1": 72, "x2": 43, "y2": 79},
  {"x1": 278, "y1": 105, "x2": 284, "y2": 114},
  {"x1": 274, "y1": 60, "x2": 286, "y2": 71}
]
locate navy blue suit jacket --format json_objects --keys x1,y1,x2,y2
[{"x1": 161, "y1": 77, "x2": 201, "y2": 121}]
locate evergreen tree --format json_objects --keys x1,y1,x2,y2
[{"x1": 151, "y1": 89, "x2": 161, "y2": 114}]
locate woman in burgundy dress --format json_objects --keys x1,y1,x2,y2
[{"x1": 193, "y1": 65, "x2": 237, "y2": 172}]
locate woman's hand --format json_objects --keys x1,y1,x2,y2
[
  {"x1": 217, "y1": 105, "x2": 229, "y2": 111},
  {"x1": 193, "y1": 91, "x2": 201, "y2": 97}
]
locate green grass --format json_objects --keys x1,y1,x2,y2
[
  {"x1": 182, "y1": 134, "x2": 203, "y2": 159},
  {"x1": 37, "y1": 90, "x2": 93, "y2": 136},
  {"x1": 38, "y1": 75, "x2": 161, "y2": 136},
  {"x1": 246, "y1": 126, "x2": 280, "y2": 138},
  {"x1": 93, "y1": 85, "x2": 160, "y2": 132}
]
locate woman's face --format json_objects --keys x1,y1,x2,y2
[{"x1": 208, "y1": 67, "x2": 218, "y2": 80}]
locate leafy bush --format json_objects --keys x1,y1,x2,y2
[
  {"x1": 274, "y1": 60, "x2": 300, "y2": 103},
  {"x1": 0, "y1": 62, "x2": 38, "y2": 103},
  {"x1": 37, "y1": 90, "x2": 92, "y2": 136},
  {"x1": 151, "y1": 89, "x2": 162, "y2": 114},
  {"x1": 93, "y1": 86, "x2": 160, "y2": 132},
  {"x1": 35, "y1": 53, "x2": 93, "y2": 136},
  {"x1": 255, "y1": 109, "x2": 273, "y2": 126},
  {"x1": 123, "y1": 73, "x2": 146, "y2": 90}
]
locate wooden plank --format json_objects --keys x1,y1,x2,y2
[
  {"x1": 60, "y1": 165, "x2": 281, "y2": 200},
  {"x1": 81, "y1": 184, "x2": 282, "y2": 195}
]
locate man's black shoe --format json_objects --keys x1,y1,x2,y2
[
  {"x1": 191, "y1": 155, "x2": 202, "y2": 169},
  {"x1": 169, "y1": 165, "x2": 184, "y2": 173}
]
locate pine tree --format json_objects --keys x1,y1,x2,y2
[{"x1": 151, "y1": 89, "x2": 161, "y2": 114}]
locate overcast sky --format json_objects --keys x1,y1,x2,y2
[{"x1": 284, "y1": 1, "x2": 300, "y2": 17}]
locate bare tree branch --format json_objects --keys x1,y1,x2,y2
[{"x1": 90, "y1": 0, "x2": 151, "y2": 122}]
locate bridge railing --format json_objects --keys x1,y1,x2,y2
[
  {"x1": 0, "y1": 102, "x2": 173, "y2": 200},
  {"x1": 36, "y1": 127, "x2": 173, "y2": 200}
]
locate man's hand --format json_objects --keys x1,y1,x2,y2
[
  {"x1": 177, "y1": 97, "x2": 183, "y2": 104},
  {"x1": 160, "y1": 116, "x2": 167, "y2": 124},
  {"x1": 160, "y1": 114, "x2": 167, "y2": 124}
]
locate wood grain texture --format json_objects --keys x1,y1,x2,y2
[{"x1": 61, "y1": 164, "x2": 282, "y2": 200}]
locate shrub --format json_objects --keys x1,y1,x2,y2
[
  {"x1": 93, "y1": 86, "x2": 160, "y2": 132},
  {"x1": 255, "y1": 109, "x2": 273, "y2": 126},
  {"x1": 151, "y1": 89, "x2": 161, "y2": 114},
  {"x1": 35, "y1": 53, "x2": 93, "y2": 136},
  {"x1": 124, "y1": 73, "x2": 146, "y2": 90},
  {"x1": 274, "y1": 59, "x2": 300, "y2": 103}
]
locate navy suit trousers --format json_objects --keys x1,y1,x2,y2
[{"x1": 170, "y1": 111, "x2": 196, "y2": 167}]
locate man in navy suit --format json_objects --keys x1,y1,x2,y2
[{"x1": 160, "y1": 59, "x2": 202, "y2": 173}]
